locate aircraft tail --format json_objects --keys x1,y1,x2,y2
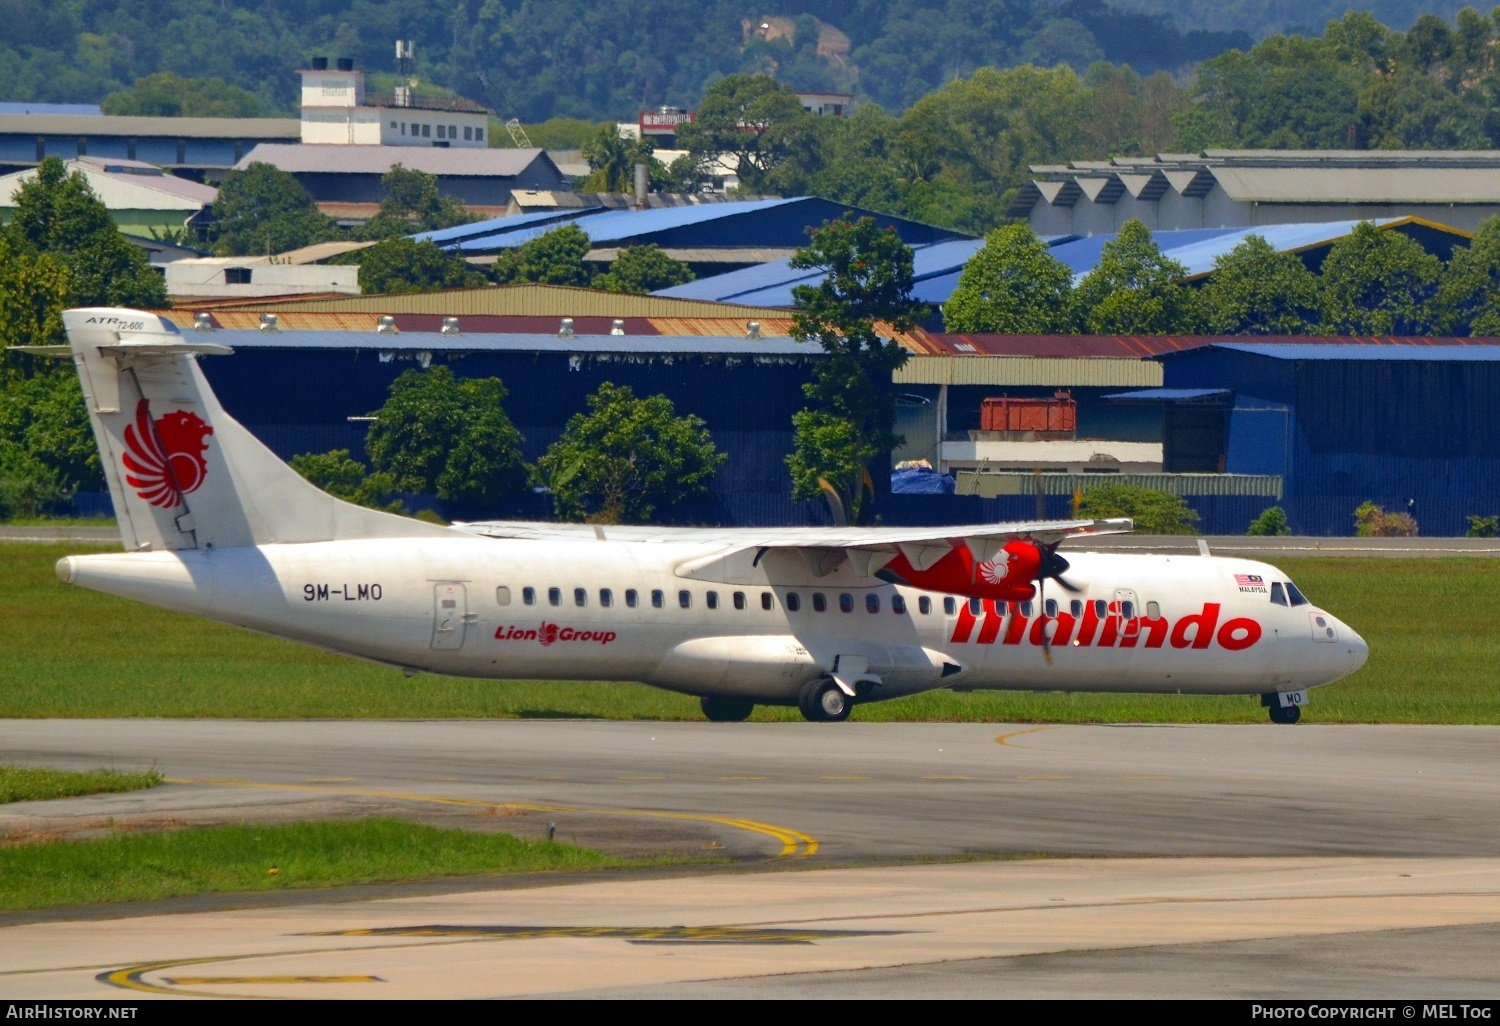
[{"x1": 63, "y1": 308, "x2": 454, "y2": 551}]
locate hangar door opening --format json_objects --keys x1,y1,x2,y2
[{"x1": 1163, "y1": 407, "x2": 1227, "y2": 473}]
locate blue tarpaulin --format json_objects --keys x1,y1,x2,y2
[{"x1": 891, "y1": 466, "x2": 956, "y2": 494}]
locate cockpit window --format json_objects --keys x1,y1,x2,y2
[
  {"x1": 1285, "y1": 581, "x2": 1310, "y2": 606},
  {"x1": 1270, "y1": 582, "x2": 1288, "y2": 606}
]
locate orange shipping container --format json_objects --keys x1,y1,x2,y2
[{"x1": 980, "y1": 392, "x2": 1076, "y2": 433}]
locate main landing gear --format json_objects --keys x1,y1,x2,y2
[
  {"x1": 798, "y1": 678, "x2": 852, "y2": 723},
  {"x1": 700, "y1": 696, "x2": 755, "y2": 722}
]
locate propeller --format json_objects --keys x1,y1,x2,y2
[{"x1": 1034, "y1": 539, "x2": 1078, "y2": 666}]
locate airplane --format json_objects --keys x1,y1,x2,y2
[{"x1": 44, "y1": 308, "x2": 1368, "y2": 724}]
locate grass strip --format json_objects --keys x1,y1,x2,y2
[
  {"x1": 0, "y1": 818, "x2": 681, "y2": 911},
  {"x1": 3, "y1": 544, "x2": 1498, "y2": 723},
  {"x1": 0, "y1": 765, "x2": 161, "y2": 803}
]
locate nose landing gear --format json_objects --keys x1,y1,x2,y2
[{"x1": 1261, "y1": 691, "x2": 1305, "y2": 724}]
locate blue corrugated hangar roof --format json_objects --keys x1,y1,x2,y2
[
  {"x1": 422, "y1": 196, "x2": 973, "y2": 257},
  {"x1": 657, "y1": 237, "x2": 988, "y2": 306},
  {"x1": 413, "y1": 207, "x2": 599, "y2": 246},
  {"x1": 1204, "y1": 342, "x2": 1500, "y2": 361}
]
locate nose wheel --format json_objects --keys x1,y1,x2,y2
[
  {"x1": 1262, "y1": 692, "x2": 1303, "y2": 724},
  {"x1": 799, "y1": 679, "x2": 852, "y2": 722}
]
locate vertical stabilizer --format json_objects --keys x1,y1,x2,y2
[{"x1": 64, "y1": 308, "x2": 455, "y2": 551}]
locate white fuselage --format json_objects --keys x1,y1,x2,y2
[{"x1": 58, "y1": 537, "x2": 1368, "y2": 706}]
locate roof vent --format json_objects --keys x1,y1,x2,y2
[
  {"x1": 440, "y1": 316, "x2": 461, "y2": 335},
  {"x1": 376, "y1": 315, "x2": 398, "y2": 334},
  {"x1": 258, "y1": 314, "x2": 278, "y2": 332},
  {"x1": 311, "y1": 57, "x2": 328, "y2": 71},
  {"x1": 558, "y1": 317, "x2": 575, "y2": 337},
  {"x1": 193, "y1": 312, "x2": 214, "y2": 331},
  {"x1": 746, "y1": 321, "x2": 761, "y2": 339},
  {"x1": 610, "y1": 319, "x2": 626, "y2": 336},
  {"x1": 336, "y1": 57, "x2": 354, "y2": 72}
]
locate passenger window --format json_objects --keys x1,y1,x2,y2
[
  {"x1": 706, "y1": 591, "x2": 719, "y2": 610},
  {"x1": 679, "y1": 590, "x2": 692, "y2": 609},
  {"x1": 496, "y1": 586, "x2": 511, "y2": 606},
  {"x1": 1146, "y1": 601, "x2": 1161, "y2": 618},
  {"x1": 1270, "y1": 582, "x2": 1288, "y2": 606},
  {"x1": 969, "y1": 596, "x2": 982, "y2": 615},
  {"x1": 651, "y1": 589, "x2": 664, "y2": 609},
  {"x1": 522, "y1": 586, "x2": 536, "y2": 606},
  {"x1": 786, "y1": 592, "x2": 801, "y2": 612},
  {"x1": 1019, "y1": 601, "x2": 1032, "y2": 617},
  {"x1": 733, "y1": 591, "x2": 746, "y2": 610},
  {"x1": 1094, "y1": 599, "x2": 1107, "y2": 617},
  {"x1": 812, "y1": 593, "x2": 827, "y2": 612},
  {"x1": 548, "y1": 587, "x2": 561, "y2": 607},
  {"x1": 892, "y1": 595, "x2": 906, "y2": 614},
  {"x1": 840, "y1": 593, "x2": 854, "y2": 613},
  {"x1": 1070, "y1": 599, "x2": 1083, "y2": 617},
  {"x1": 574, "y1": 587, "x2": 587, "y2": 607},
  {"x1": 943, "y1": 597, "x2": 956, "y2": 616},
  {"x1": 919, "y1": 596, "x2": 931, "y2": 615},
  {"x1": 1044, "y1": 598, "x2": 1057, "y2": 617},
  {"x1": 600, "y1": 588, "x2": 612, "y2": 608},
  {"x1": 625, "y1": 589, "x2": 638, "y2": 608},
  {"x1": 1286, "y1": 582, "x2": 1310, "y2": 606},
  {"x1": 761, "y1": 592, "x2": 773, "y2": 611},
  {"x1": 1121, "y1": 600, "x2": 1134, "y2": 619},
  {"x1": 866, "y1": 593, "x2": 880, "y2": 614}
]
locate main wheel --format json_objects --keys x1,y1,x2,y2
[
  {"x1": 700, "y1": 695, "x2": 755, "y2": 722},
  {"x1": 798, "y1": 679, "x2": 852, "y2": 723},
  {"x1": 1267, "y1": 702, "x2": 1302, "y2": 725}
]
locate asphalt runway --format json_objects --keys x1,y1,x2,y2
[{"x1": 2, "y1": 719, "x2": 1499, "y2": 998}]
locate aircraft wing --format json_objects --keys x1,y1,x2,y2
[{"x1": 458, "y1": 517, "x2": 1134, "y2": 581}]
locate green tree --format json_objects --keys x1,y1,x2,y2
[
  {"x1": 355, "y1": 165, "x2": 476, "y2": 240},
  {"x1": 1247, "y1": 506, "x2": 1292, "y2": 536},
  {"x1": 0, "y1": 368, "x2": 102, "y2": 517},
  {"x1": 1200, "y1": 235, "x2": 1322, "y2": 335},
  {"x1": 942, "y1": 223, "x2": 1074, "y2": 333},
  {"x1": 536, "y1": 382, "x2": 724, "y2": 524},
  {"x1": 335, "y1": 238, "x2": 487, "y2": 295},
  {"x1": 1319, "y1": 221, "x2": 1444, "y2": 335},
  {"x1": 492, "y1": 224, "x2": 593, "y2": 287},
  {"x1": 1, "y1": 157, "x2": 166, "y2": 309},
  {"x1": 1078, "y1": 483, "x2": 1199, "y2": 535},
  {"x1": 0, "y1": 240, "x2": 70, "y2": 369},
  {"x1": 289, "y1": 449, "x2": 405, "y2": 513},
  {"x1": 210, "y1": 163, "x2": 341, "y2": 257},
  {"x1": 1072, "y1": 220, "x2": 1199, "y2": 334},
  {"x1": 677, "y1": 74, "x2": 811, "y2": 193},
  {"x1": 579, "y1": 122, "x2": 654, "y2": 192},
  {"x1": 592, "y1": 245, "x2": 694, "y2": 294},
  {"x1": 1437, "y1": 215, "x2": 1500, "y2": 335},
  {"x1": 363, "y1": 367, "x2": 528, "y2": 513},
  {"x1": 101, "y1": 73, "x2": 261, "y2": 117},
  {"x1": 786, "y1": 216, "x2": 922, "y2": 525}
]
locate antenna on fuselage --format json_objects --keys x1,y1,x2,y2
[{"x1": 1197, "y1": 538, "x2": 1211, "y2": 556}]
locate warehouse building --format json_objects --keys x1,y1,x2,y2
[{"x1": 1014, "y1": 150, "x2": 1500, "y2": 237}]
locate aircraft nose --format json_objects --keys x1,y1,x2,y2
[{"x1": 1342, "y1": 622, "x2": 1369, "y2": 675}]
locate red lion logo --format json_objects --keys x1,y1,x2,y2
[
  {"x1": 537, "y1": 622, "x2": 560, "y2": 647},
  {"x1": 122, "y1": 399, "x2": 213, "y2": 508}
]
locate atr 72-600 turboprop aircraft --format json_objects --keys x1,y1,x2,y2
[{"x1": 46, "y1": 309, "x2": 1367, "y2": 723}]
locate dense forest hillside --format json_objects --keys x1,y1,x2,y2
[
  {"x1": 0, "y1": 0, "x2": 1249, "y2": 119},
  {"x1": 1117, "y1": 1, "x2": 1477, "y2": 38}
]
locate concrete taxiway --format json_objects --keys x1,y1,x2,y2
[{"x1": 1, "y1": 720, "x2": 1499, "y2": 998}]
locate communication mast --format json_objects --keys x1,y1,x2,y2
[
  {"x1": 394, "y1": 39, "x2": 414, "y2": 107},
  {"x1": 506, "y1": 118, "x2": 532, "y2": 147}
]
